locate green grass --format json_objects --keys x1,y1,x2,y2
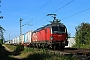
[
  {"x1": 4, "y1": 44, "x2": 16, "y2": 52},
  {"x1": 80, "y1": 44, "x2": 90, "y2": 48},
  {"x1": 73, "y1": 43, "x2": 90, "y2": 49},
  {"x1": 20, "y1": 47, "x2": 76, "y2": 60},
  {"x1": 4, "y1": 44, "x2": 77, "y2": 60}
]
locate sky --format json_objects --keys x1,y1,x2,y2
[{"x1": 0, "y1": 0, "x2": 90, "y2": 40}]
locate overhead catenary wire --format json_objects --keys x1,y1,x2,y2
[
  {"x1": 22, "y1": 19, "x2": 33, "y2": 27},
  {"x1": 30, "y1": 0, "x2": 53, "y2": 16},
  {"x1": 22, "y1": 0, "x2": 76, "y2": 33},
  {"x1": 33, "y1": 16, "x2": 47, "y2": 25},
  {"x1": 15, "y1": 0, "x2": 90, "y2": 39},
  {"x1": 23, "y1": 0, "x2": 53, "y2": 25},
  {"x1": 31, "y1": 1, "x2": 90, "y2": 31},
  {"x1": 22, "y1": 0, "x2": 53, "y2": 32},
  {"x1": 31, "y1": 0, "x2": 75, "y2": 25},
  {"x1": 48, "y1": 0, "x2": 66, "y2": 12},
  {"x1": 59, "y1": 2, "x2": 90, "y2": 17},
  {"x1": 23, "y1": 0, "x2": 90, "y2": 33},
  {"x1": 27, "y1": 1, "x2": 90, "y2": 34},
  {"x1": 61, "y1": 8, "x2": 90, "y2": 20},
  {"x1": 52, "y1": 0, "x2": 75, "y2": 13}
]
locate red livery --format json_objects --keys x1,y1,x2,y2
[
  {"x1": 8, "y1": 14, "x2": 68, "y2": 50},
  {"x1": 31, "y1": 19, "x2": 68, "y2": 49}
]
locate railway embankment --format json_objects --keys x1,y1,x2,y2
[
  {"x1": 0, "y1": 44, "x2": 22, "y2": 60},
  {"x1": 50, "y1": 48, "x2": 90, "y2": 60},
  {"x1": 2, "y1": 44, "x2": 77, "y2": 60},
  {"x1": 2, "y1": 44, "x2": 90, "y2": 60}
]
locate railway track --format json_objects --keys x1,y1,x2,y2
[
  {"x1": 60, "y1": 48, "x2": 90, "y2": 55},
  {"x1": 51, "y1": 48, "x2": 90, "y2": 60}
]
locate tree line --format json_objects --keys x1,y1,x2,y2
[{"x1": 74, "y1": 22, "x2": 90, "y2": 48}]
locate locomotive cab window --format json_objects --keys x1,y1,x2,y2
[
  {"x1": 52, "y1": 26, "x2": 59, "y2": 33},
  {"x1": 52, "y1": 26, "x2": 66, "y2": 34},
  {"x1": 59, "y1": 27, "x2": 66, "y2": 33}
]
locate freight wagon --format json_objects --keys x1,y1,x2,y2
[
  {"x1": 23, "y1": 31, "x2": 33, "y2": 46},
  {"x1": 65, "y1": 37, "x2": 76, "y2": 47}
]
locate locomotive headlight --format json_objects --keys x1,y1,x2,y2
[{"x1": 50, "y1": 36, "x2": 53, "y2": 40}]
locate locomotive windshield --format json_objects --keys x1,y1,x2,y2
[
  {"x1": 59, "y1": 27, "x2": 66, "y2": 33},
  {"x1": 52, "y1": 26, "x2": 58, "y2": 33},
  {"x1": 52, "y1": 26, "x2": 66, "y2": 34}
]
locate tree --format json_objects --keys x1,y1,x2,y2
[
  {"x1": 0, "y1": 39, "x2": 3, "y2": 44},
  {"x1": 75, "y1": 22, "x2": 90, "y2": 47}
]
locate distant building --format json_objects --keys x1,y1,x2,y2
[{"x1": 65, "y1": 37, "x2": 76, "y2": 47}]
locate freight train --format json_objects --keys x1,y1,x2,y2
[{"x1": 5, "y1": 14, "x2": 68, "y2": 49}]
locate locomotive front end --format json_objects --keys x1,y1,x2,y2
[{"x1": 51, "y1": 23, "x2": 68, "y2": 49}]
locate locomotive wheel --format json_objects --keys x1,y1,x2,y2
[
  {"x1": 37, "y1": 43, "x2": 40, "y2": 48},
  {"x1": 56, "y1": 46, "x2": 59, "y2": 50},
  {"x1": 47, "y1": 45, "x2": 52, "y2": 49},
  {"x1": 52, "y1": 45, "x2": 56, "y2": 50},
  {"x1": 59, "y1": 46, "x2": 65, "y2": 50}
]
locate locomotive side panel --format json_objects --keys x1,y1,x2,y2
[
  {"x1": 31, "y1": 32, "x2": 38, "y2": 42},
  {"x1": 45, "y1": 28, "x2": 51, "y2": 41},
  {"x1": 37, "y1": 27, "x2": 50, "y2": 42},
  {"x1": 37, "y1": 31, "x2": 41, "y2": 41},
  {"x1": 39, "y1": 29, "x2": 45, "y2": 41}
]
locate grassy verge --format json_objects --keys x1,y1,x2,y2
[
  {"x1": 73, "y1": 44, "x2": 90, "y2": 49},
  {"x1": 4, "y1": 44, "x2": 16, "y2": 52},
  {"x1": 4, "y1": 44, "x2": 77, "y2": 60},
  {"x1": 20, "y1": 47, "x2": 76, "y2": 60}
]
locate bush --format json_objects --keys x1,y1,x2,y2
[{"x1": 14, "y1": 44, "x2": 24, "y2": 53}]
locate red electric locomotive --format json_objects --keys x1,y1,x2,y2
[{"x1": 31, "y1": 14, "x2": 68, "y2": 49}]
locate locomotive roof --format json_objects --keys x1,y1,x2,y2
[
  {"x1": 45, "y1": 23, "x2": 66, "y2": 27},
  {"x1": 34, "y1": 23, "x2": 66, "y2": 32}
]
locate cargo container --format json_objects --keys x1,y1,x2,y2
[{"x1": 24, "y1": 31, "x2": 33, "y2": 46}]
